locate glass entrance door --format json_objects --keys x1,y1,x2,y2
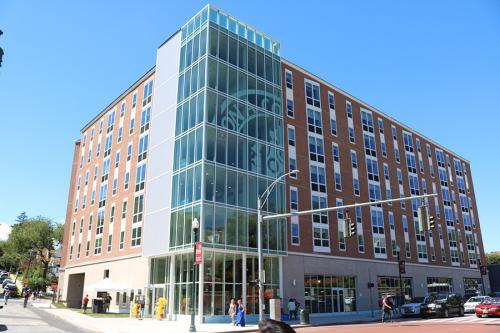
[
  {"x1": 153, "y1": 287, "x2": 165, "y2": 317},
  {"x1": 332, "y1": 288, "x2": 344, "y2": 312}
]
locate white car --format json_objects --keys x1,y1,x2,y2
[{"x1": 464, "y1": 296, "x2": 491, "y2": 313}]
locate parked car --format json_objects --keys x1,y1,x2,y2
[
  {"x1": 475, "y1": 298, "x2": 500, "y2": 317},
  {"x1": 464, "y1": 296, "x2": 491, "y2": 313},
  {"x1": 421, "y1": 293, "x2": 465, "y2": 318},
  {"x1": 401, "y1": 296, "x2": 428, "y2": 317}
]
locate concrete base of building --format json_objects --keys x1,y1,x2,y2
[
  {"x1": 58, "y1": 255, "x2": 148, "y2": 313},
  {"x1": 282, "y1": 253, "x2": 490, "y2": 315}
]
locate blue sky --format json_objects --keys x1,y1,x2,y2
[{"x1": 0, "y1": 1, "x2": 499, "y2": 252}]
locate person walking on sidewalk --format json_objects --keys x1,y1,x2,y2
[
  {"x1": 3, "y1": 289, "x2": 10, "y2": 305},
  {"x1": 288, "y1": 298, "x2": 297, "y2": 320},
  {"x1": 23, "y1": 289, "x2": 31, "y2": 308},
  {"x1": 381, "y1": 295, "x2": 393, "y2": 323},
  {"x1": 235, "y1": 299, "x2": 246, "y2": 327},
  {"x1": 228, "y1": 298, "x2": 236, "y2": 325},
  {"x1": 82, "y1": 294, "x2": 89, "y2": 314}
]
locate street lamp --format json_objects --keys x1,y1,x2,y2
[
  {"x1": 189, "y1": 218, "x2": 200, "y2": 332},
  {"x1": 257, "y1": 169, "x2": 299, "y2": 322},
  {"x1": 478, "y1": 258, "x2": 486, "y2": 295},
  {"x1": 396, "y1": 245, "x2": 404, "y2": 307}
]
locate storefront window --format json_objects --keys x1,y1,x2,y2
[
  {"x1": 427, "y1": 277, "x2": 453, "y2": 294},
  {"x1": 463, "y1": 278, "x2": 482, "y2": 299},
  {"x1": 304, "y1": 274, "x2": 357, "y2": 313},
  {"x1": 377, "y1": 276, "x2": 413, "y2": 304}
]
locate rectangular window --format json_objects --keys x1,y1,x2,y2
[
  {"x1": 122, "y1": 200, "x2": 128, "y2": 219},
  {"x1": 138, "y1": 134, "x2": 149, "y2": 162},
  {"x1": 335, "y1": 172, "x2": 342, "y2": 191},
  {"x1": 366, "y1": 159, "x2": 379, "y2": 182},
  {"x1": 110, "y1": 205, "x2": 115, "y2": 224},
  {"x1": 106, "y1": 111, "x2": 115, "y2": 134},
  {"x1": 129, "y1": 118, "x2": 135, "y2": 135},
  {"x1": 140, "y1": 107, "x2": 151, "y2": 133},
  {"x1": 120, "y1": 101, "x2": 126, "y2": 117},
  {"x1": 308, "y1": 136, "x2": 324, "y2": 163},
  {"x1": 85, "y1": 241, "x2": 90, "y2": 257},
  {"x1": 124, "y1": 171, "x2": 130, "y2": 190},
  {"x1": 94, "y1": 238, "x2": 102, "y2": 255},
  {"x1": 119, "y1": 231, "x2": 125, "y2": 250},
  {"x1": 353, "y1": 178, "x2": 360, "y2": 196},
  {"x1": 361, "y1": 110, "x2": 374, "y2": 133},
  {"x1": 115, "y1": 151, "x2": 120, "y2": 168},
  {"x1": 305, "y1": 81, "x2": 321, "y2": 107},
  {"x1": 101, "y1": 158, "x2": 110, "y2": 182},
  {"x1": 355, "y1": 206, "x2": 364, "y2": 253},
  {"x1": 135, "y1": 163, "x2": 146, "y2": 192},
  {"x1": 285, "y1": 70, "x2": 293, "y2": 89},
  {"x1": 346, "y1": 101, "x2": 352, "y2": 118},
  {"x1": 133, "y1": 194, "x2": 144, "y2": 223},
  {"x1": 107, "y1": 234, "x2": 113, "y2": 252},
  {"x1": 127, "y1": 143, "x2": 132, "y2": 161},
  {"x1": 99, "y1": 183, "x2": 107, "y2": 207},
  {"x1": 289, "y1": 158, "x2": 297, "y2": 177},
  {"x1": 104, "y1": 134, "x2": 113, "y2": 157},
  {"x1": 112, "y1": 178, "x2": 118, "y2": 195},
  {"x1": 131, "y1": 226, "x2": 142, "y2": 247},
  {"x1": 287, "y1": 126, "x2": 296, "y2": 146},
  {"x1": 286, "y1": 99, "x2": 294, "y2": 117},
  {"x1": 363, "y1": 134, "x2": 377, "y2": 157},
  {"x1": 332, "y1": 143, "x2": 340, "y2": 162},
  {"x1": 310, "y1": 165, "x2": 326, "y2": 193},
  {"x1": 307, "y1": 108, "x2": 322, "y2": 134},
  {"x1": 351, "y1": 151, "x2": 358, "y2": 168},
  {"x1": 349, "y1": 127, "x2": 355, "y2": 144},
  {"x1": 143, "y1": 80, "x2": 153, "y2": 106}
]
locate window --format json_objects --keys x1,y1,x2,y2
[
  {"x1": 286, "y1": 99, "x2": 294, "y2": 117},
  {"x1": 355, "y1": 206, "x2": 364, "y2": 252},
  {"x1": 120, "y1": 102, "x2": 126, "y2": 117},
  {"x1": 101, "y1": 158, "x2": 110, "y2": 181},
  {"x1": 348, "y1": 127, "x2": 355, "y2": 144},
  {"x1": 290, "y1": 187, "x2": 298, "y2": 211},
  {"x1": 107, "y1": 111, "x2": 115, "y2": 134},
  {"x1": 291, "y1": 215, "x2": 299, "y2": 245},
  {"x1": 361, "y1": 110, "x2": 374, "y2": 133},
  {"x1": 363, "y1": 134, "x2": 377, "y2": 157},
  {"x1": 85, "y1": 171, "x2": 89, "y2": 185},
  {"x1": 132, "y1": 92, "x2": 137, "y2": 109},
  {"x1": 112, "y1": 178, "x2": 118, "y2": 195},
  {"x1": 87, "y1": 149, "x2": 92, "y2": 162},
  {"x1": 403, "y1": 133, "x2": 414, "y2": 152},
  {"x1": 88, "y1": 214, "x2": 93, "y2": 231},
  {"x1": 133, "y1": 194, "x2": 144, "y2": 223},
  {"x1": 130, "y1": 118, "x2": 135, "y2": 135},
  {"x1": 118, "y1": 127, "x2": 123, "y2": 142},
  {"x1": 131, "y1": 225, "x2": 142, "y2": 247},
  {"x1": 353, "y1": 178, "x2": 360, "y2": 196},
  {"x1": 91, "y1": 190, "x2": 95, "y2": 205},
  {"x1": 96, "y1": 210, "x2": 104, "y2": 234},
  {"x1": 287, "y1": 126, "x2": 295, "y2": 146},
  {"x1": 122, "y1": 200, "x2": 128, "y2": 219},
  {"x1": 90, "y1": 128, "x2": 94, "y2": 140},
  {"x1": 124, "y1": 171, "x2": 130, "y2": 190},
  {"x1": 85, "y1": 241, "x2": 90, "y2": 257},
  {"x1": 104, "y1": 134, "x2": 113, "y2": 157},
  {"x1": 310, "y1": 165, "x2": 326, "y2": 193},
  {"x1": 99, "y1": 183, "x2": 107, "y2": 207},
  {"x1": 94, "y1": 238, "x2": 102, "y2": 255},
  {"x1": 328, "y1": 92, "x2": 337, "y2": 135},
  {"x1": 337, "y1": 199, "x2": 345, "y2": 250},
  {"x1": 140, "y1": 107, "x2": 151, "y2": 133},
  {"x1": 285, "y1": 70, "x2": 293, "y2": 89},
  {"x1": 119, "y1": 231, "x2": 125, "y2": 250},
  {"x1": 368, "y1": 183, "x2": 381, "y2": 203},
  {"x1": 289, "y1": 158, "x2": 297, "y2": 177},
  {"x1": 394, "y1": 147, "x2": 400, "y2": 163},
  {"x1": 366, "y1": 159, "x2": 379, "y2": 182},
  {"x1": 135, "y1": 163, "x2": 146, "y2": 192},
  {"x1": 127, "y1": 143, "x2": 132, "y2": 161},
  {"x1": 378, "y1": 119, "x2": 384, "y2": 134},
  {"x1": 143, "y1": 80, "x2": 153, "y2": 106},
  {"x1": 115, "y1": 151, "x2": 120, "y2": 168},
  {"x1": 436, "y1": 150, "x2": 446, "y2": 168},
  {"x1": 335, "y1": 172, "x2": 342, "y2": 191},
  {"x1": 346, "y1": 101, "x2": 352, "y2": 118},
  {"x1": 351, "y1": 151, "x2": 358, "y2": 168},
  {"x1": 409, "y1": 174, "x2": 420, "y2": 195},
  {"x1": 99, "y1": 119, "x2": 103, "y2": 134},
  {"x1": 332, "y1": 143, "x2": 340, "y2": 162},
  {"x1": 138, "y1": 134, "x2": 149, "y2": 162},
  {"x1": 305, "y1": 81, "x2": 320, "y2": 107},
  {"x1": 307, "y1": 108, "x2": 322, "y2": 134},
  {"x1": 107, "y1": 234, "x2": 113, "y2": 252},
  {"x1": 308, "y1": 136, "x2": 324, "y2": 163},
  {"x1": 406, "y1": 154, "x2": 417, "y2": 173}
]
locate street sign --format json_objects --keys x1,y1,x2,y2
[
  {"x1": 51, "y1": 282, "x2": 58, "y2": 291},
  {"x1": 480, "y1": 265, "x2": 487, "y2": 275},
  {"x1": 195, "y1": 242, "x2": 202, "y2": 265},
  {"x1": 399, "y1": 260, "x2": 406, "y2": 274}
]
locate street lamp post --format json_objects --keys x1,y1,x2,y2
[
  {"x1": 478, "y1": 258, "x2": 486, "y2": 295},
  {"x1": 396, "y1": 246, "x2": 404, "y2": 308},
  {"x1": 257, "y1": 169, "x2": 299, "y2": 322},
  {"x1": 189, "y1": 218, "x2": 200, "y2": 332}
]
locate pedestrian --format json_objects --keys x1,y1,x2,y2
[
  {"x1": 235, "y1": 299, "x2": 246, "y2": 327},
  {"x1": 82, "y1": 294, "x2": 89, "y2": 314},
  {"x1": 138, "y1": 294, "x2": 145, "y2": 320},
  {"x1": 381, "y1": 295, "x2": 393, "y2": 323},
  {"x1": 3, "y1": 289, "x2": 10, "y2": 305},
  {"x1": 258, "y1": 319, "x2": 296, "y2": 333},
  {"x1": 287, "y1": 298, "x2": 297, "y2": 320},
  {"x1": 23, "y1": 289, "x2": 31, "y2": 308},
  {"x1": 228, "y1": 298, "x2": 237, "y2": 325},
  {"x1": 104, "y1": 294, "x2": 112, "y2": 312}
]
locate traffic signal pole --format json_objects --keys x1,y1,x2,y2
[{"x1": 262, "y1": 193, "x2": 438, "y2": 222}]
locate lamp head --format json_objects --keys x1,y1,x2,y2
[{"x1": 192, "y1": 218, "x2": 200, "y2": 231}]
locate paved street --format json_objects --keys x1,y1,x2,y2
[
  {"x1": 296, "y1": 315, "x2": 500, "y2": 333},
  {"x1": 0, "y1": 299, "x2": 90, "y2": 333}
]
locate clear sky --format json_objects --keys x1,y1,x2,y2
[{"x1": 0, "y1": 1, "x2": 499, "y2": 252}]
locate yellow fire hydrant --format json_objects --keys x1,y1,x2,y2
[
  {"x1": 132, "y1": 302, "x2": 140, "y2": 318},
  {"x1": 155, "y1": 297, "x2": 167, "y2": 320}
]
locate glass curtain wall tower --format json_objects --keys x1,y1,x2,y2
[{"x1": 147, "y1": 5, "x2": 286, "y2": 319}]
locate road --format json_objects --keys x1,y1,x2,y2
[
  {"x1": 0, "y1": 298, "x2": 90, "y2": 333},
  {"x1": 296, "y1": 314, "x2": 500, "y2": 333}
]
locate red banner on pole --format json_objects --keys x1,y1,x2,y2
[
  {"x1": 195, "y1": 242, "x2": 202, "y2": 265},
  {"x1": 399, "y1": 260, "x2": 406, "y2": 274}
]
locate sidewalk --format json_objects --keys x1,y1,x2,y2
[{"x1": 32, "y1": 300, "x2": 379, "y2": 333}]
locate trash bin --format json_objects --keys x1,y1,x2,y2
[
  {"x1": 92, "y1": 299, "x2": 104, "y2": 313},
  {"x1": 299, "y1": 309, "x2": 310, "y2": 325}
]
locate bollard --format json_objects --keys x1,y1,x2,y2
[{"x1": 299, "y1": 309, "x2": 310, "y2": 325}]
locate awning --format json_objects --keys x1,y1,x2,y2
[{"x1": 85, "y1": 278, "x2": 129, "y2": 292}]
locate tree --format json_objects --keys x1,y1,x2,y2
[
  {"x1": 486, "y1": 252, "x2": 500, "y2": 265},
  {"x1": 6, "y1": 216, "x2": 62, "y2": 278},
  {"x1": 16, "y1": 211, "x2": 28, "y2": 223}
]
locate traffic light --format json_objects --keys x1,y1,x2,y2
[
  {"x1": 428, "y1": 215, "x2": 436, "y2": 229},
  {"x1": 417, "y1": 206, "x2": 427, "y2": 231},
  {"x1": 345, "y1": 218, "x2": 357, "y2": 238}
]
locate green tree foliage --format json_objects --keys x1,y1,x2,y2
[
  {"x1": 486, "y1": 252, "x2": 500, "y2": 265},
  {"x1": 0, "y1": 213, "x2": 63, "y2": 278}
]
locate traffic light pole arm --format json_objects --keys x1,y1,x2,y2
[{"x1": 262, "y1": 193, "x2": 438, "y2": 221}]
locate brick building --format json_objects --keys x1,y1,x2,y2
[{"x1": 59, "y1": 4, "x2": 488, "y2": 320}]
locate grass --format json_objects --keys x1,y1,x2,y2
[{"x1": 52, "y1": 302, "x2": 129, "y2": 318}]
